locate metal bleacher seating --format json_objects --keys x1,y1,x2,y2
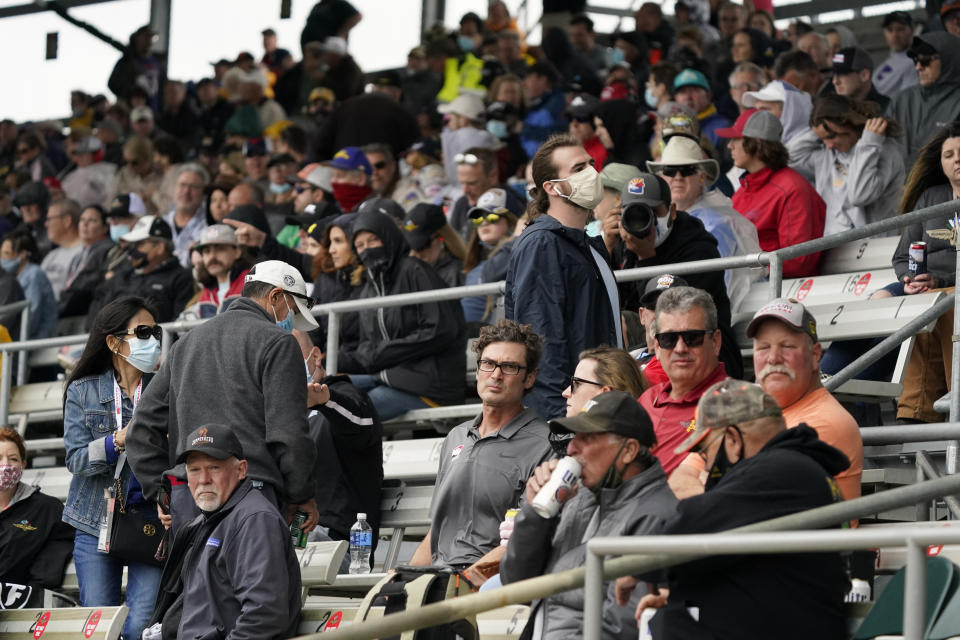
[{"x1": 0, "y1": 606, "x2": 127, "y2": 640}]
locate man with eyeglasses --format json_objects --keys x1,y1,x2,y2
[
  {"x1": 887, "y1": 32, "x2": 960, "y2": 166},
  {"x1": 126, "y1": 260, "x2": 320, "y2": 537},
  {"x1": 626, "y1": 378, "x2": 849, "y2": 640},
  {"x1": 638, "y1": 286, "x2": 729, "y2": 475},
  {"x1": 162, "y1": 163, "x2": 209, "y2": 269},
  {"x1": 448, "y1": 146, "x2": 524, "y2": 242},
  {"x1": 409, "y1": 320, "x2": 552, "y2": 584}
]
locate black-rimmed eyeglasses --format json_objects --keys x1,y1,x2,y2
[
  {"x1": 568, "y1": 375, "x2": 604, "y2": 392},
  {"x1": 477, "y1": 359, "x2": 527, "y2": 375}
]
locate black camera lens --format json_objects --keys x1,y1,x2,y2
[{"x1": 621, "y1": 203, "x2": 655, "y2": 238}]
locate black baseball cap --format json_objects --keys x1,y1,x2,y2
[
  {"x1": 401, "y1": 203, "x2": 447, "y2": 251},
  {"x1": 639, "y1": 274, "x2": 689, "y2": 310},
  {"x1": 882, "y1": 10, "x2": 912, "y2": 27},
  {"x1": 549, "y1": 391, "x2": 656, "y2": 447},
  {"x1": 832, "y1": 47, "x2": 873, "y2": 74},
  {"x1": 372, "y1": 69, "x2": 403, "y2": 89},
  {"x1": 177, "y1": 424, "x2": 244, "y2": 463}
]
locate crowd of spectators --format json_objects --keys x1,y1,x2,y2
[{"x1": 6, "y1": 0, "x2": 960, "y2": 637}]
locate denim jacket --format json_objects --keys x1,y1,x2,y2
[{"x1": 63, "y1": 370, "x2": 152, "y2": 537}]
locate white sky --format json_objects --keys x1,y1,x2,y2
[{"x1": 0, "y1": 0, "x2": 535, "y2": 122}]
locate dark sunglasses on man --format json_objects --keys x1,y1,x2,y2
[
  {"x1": 661, "y1": 166, "x2": 699, "y2": 178},
  {"x1": 654, "y1": 329, "x2": 711, "y2": 350},
  {"x1": 908, "y1": 51, "x2": 939, "y2": 68}
]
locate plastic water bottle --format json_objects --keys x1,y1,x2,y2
[{"x1": 349, "y1": 513, "x2": 372, "y2": 574}]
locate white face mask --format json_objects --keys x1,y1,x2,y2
[
  {"x1": 548, "y1": 166, "x2": 604, "y2": 211},
  {"x1": 654, "y1": 213, "x2": 673, "y2": 248}
]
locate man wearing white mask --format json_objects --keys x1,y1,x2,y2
[{"x1": 506, "y1": 133, "x2": 621, "y2": 419}]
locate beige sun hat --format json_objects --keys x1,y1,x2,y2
[{"x1": 646, "y1": 136, "x2": 720, "y2": 186}]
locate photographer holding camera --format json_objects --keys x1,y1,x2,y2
[{"x1": 617, "y1": 172, "x2": 743, "y2": 378}]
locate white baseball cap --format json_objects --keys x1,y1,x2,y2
[
  {"x1": 742, "y1": 80, "x2": 787, "y2": 108},
  {"x1": 437, "y1": 93, "x2": 486, "y2": 122},
  {"x1": 244, "y1": 260, "x2": 319, "y2": 332}
]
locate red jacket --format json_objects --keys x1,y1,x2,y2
[
  {"x1": 196, "y1": 268, "x2": 250, "y2": 318},
  {"x1": 732, "y1": 166, "x2": 825, "y2": 278}
]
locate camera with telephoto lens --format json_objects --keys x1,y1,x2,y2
[{"x1": 621, "y1": 203, "x2": 656, "y2": 238}]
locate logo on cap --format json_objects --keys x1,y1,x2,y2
[
  {"x1": 191, "y1": 427, "x2": 214, "y2": 447},
  {"x1": 656, "y1": 274, "x2": 675, "y2": 289},
  {"x1": 307, "y1": 223, "x2": 317, "y2": 234},
  {"x1": 628, "y1": 177, "x2": 646, "y2": 195},
  {"x1": 404, "y1": 220, "x2": 418, "y2": 231},
  {"x1": 334, "y1": 150, "x2": 350, "y2": 160},
  {"x1": 581, "y1": 399, "x2": 599, "y2": 414},
  {"x1": 833, "y1": 53, "x2": 845, "y2": 64},
  {"x1": 283, "y1": 274, "x2": 296, "y2": 287}
]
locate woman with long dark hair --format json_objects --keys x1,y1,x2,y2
[
  {"x1": 312, "y1": 214, "x2": 363, "y2": 351},
  {"x1": 61, "y1": 296, "x2": 163, "y2": 640}
]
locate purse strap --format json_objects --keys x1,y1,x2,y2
[{"x1": 111, "y1": 375, "x2": 141, "y2": 514}]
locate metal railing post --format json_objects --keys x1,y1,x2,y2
[
  {"x1": 917, "y1": 459, "x2": 929, "y2": 522},
  {"x1": 0, "y1": 341, "x2": 11, "y2": 426},
  {"x1": 583, "y1": 550, "x2": 604, "y2": 640},
  {"x1": 915, "y1": 451, "x2": 960, "y2": 518},
  {"x1": 766, "y1": 253, "x2": 782, "y2": 300},
  {"x1": 16, "y1": 303, "x2": 29, "y2": 386},
  {"x1": 948, "y1": 244, "x2": 960, "y2": 473},
  {"x1": 903, "y1": 537, "x2": 927, "y2": 640},
  {"x1": 160, "y1": 327, "x2": 171, "y2": 364},
  {"x1": 325, "y1": 312, "x2": 340, "y2": 374}
]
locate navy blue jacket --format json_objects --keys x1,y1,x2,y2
[{"x1": 505, "y1": 215, "x2": 619, "y2": 419}]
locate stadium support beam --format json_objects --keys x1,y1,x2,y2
[
  {"x1": 150, "y1": 0, "x2": 170, "y2": 57},
  {"x1": 421, "y1": 0, "x2": 444, "y2": 38}
]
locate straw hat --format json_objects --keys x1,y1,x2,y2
[{"x1": 646, "y1": 136, "x2": 720, "y2": 186}]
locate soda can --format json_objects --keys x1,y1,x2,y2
[
  {"x1": 531, "y1": 456, "x2": 582, "y2": 518},
  {"x1": 290, "y1": 510, "x2": 309, "y2": 549},
  {"x1": 909, "y1": 242, "x2": 927, "y2": 276}
]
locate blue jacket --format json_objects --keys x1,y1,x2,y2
[
  {"x1": 63, "y1": 370, "x2": 152, "y2": 537},
  {"x1": 505, "y1": 215, "x2": 619, "y2": 419},
  {"x1": 521, "y1": 89, "x2": 567, "y2": 158}
]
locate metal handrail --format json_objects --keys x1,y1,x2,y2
[
  {"x1": 0, "y1": 300, "x2": 31, "y2": 386},
  {"x1": 584, "y1": 528, "x2": 960, "y2": 640},
  {"x1": 304, "y1": 474, "x2": 960, "y2": 639}
]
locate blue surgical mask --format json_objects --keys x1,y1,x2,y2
[
  {"x1": 124, "y1": 337, "x2": 161, "y2": 373},
  {"x1": 0, "y1": 258, "x2": 19, "y2": 273},
  {"x1": 585, "y1": 219, "x2": 603, "y2": 237},
  {"x1": 110, "y1": 225, "x2": 130, "y2": 243},
  {"x1": 269, "y1": 183, "x2": 292, "y2": 194},
  {"x1": 458, "y1": 35, "x2": 476, "y2": 52},
  {"x1": 486, "y1": 119, "x2": 509, "y2": 139},
  {"x1": 609, "y1": 47, "x2": 625, "y2": 65},
  {"x1": 644, "y1": 87, "x2": 658, "y2": 108},
  {"x1": 273, "y1": 296, "x2": 294, "y2": 333}
]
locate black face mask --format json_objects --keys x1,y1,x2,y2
[
  {"x1": 359, "y1": 246, "x2": 390, "y2": 275},
  {"x1": 128, "y1": 248, "x2": 147, "y2": 266},
  {"x1": 704, "y1": 427, "x2": 744, "y2": 491}
]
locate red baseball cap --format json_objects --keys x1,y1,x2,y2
[{"x1": 715, "y1": 109, "x2": 758, "y2": 139}]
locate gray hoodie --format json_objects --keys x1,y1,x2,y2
[
  {"x1": 886, "y1": 32, "x2": 960, "y2": 167},
  {"x1": 788, "y1": 127, "x2": 904, "y2": 236},
  {"x1": 501, "y1": 462, "x2": 678, "y2": 640}
]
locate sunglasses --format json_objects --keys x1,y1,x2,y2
[
  {"x1": 469, "y1": 211, "x2": 501, "y2": 225},
  {"x1": 286, "y1": 290, "x2": 315, "y2": 310},
  {"x1": 569, "y1": 375, "x2": 604, "y2": 392},
  {"x1": 571, "y1": 115, "x2": 592, "y2": 124},
  {"x1": 372, "y1": 161, "x2": 387, "y2": 170},
  {"x1": 117, "y1": 325, "x2": 163, "y2": 341},
  {"x1": 661, "y1": 166, "x2": 699, "y2": 178},
  {"x1": 16, "y1": 146, "x2": 29, "y2": 155},
  {"x1": 909, "y1": 53, "x2": 939, "y2": 68},
  {"x1": 455, "y1": 152, "x2": 480, "y2": 165},
  {"x1": 655, "y1": 329, "x2": 711, "y2": 349}
]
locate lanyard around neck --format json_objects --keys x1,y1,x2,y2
[{"x1": 112, "y1": 376, "x2": 142, "y2": 431}]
